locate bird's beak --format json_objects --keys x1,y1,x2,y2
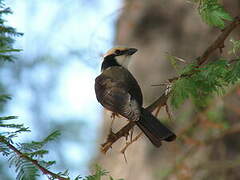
[{"x1": 126, "y1": 48, "x2": 138, "y2": 55}]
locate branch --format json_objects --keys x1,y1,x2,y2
[
  {"x1": 198, "y1": 16, "x2": 240, "y2": 65},
  {"x1": 0, "y1": 137, "x2": 68, "y2": 180},
  {"x1": 101, "y1": 93, "x2": 168, "y2": 153},
  {"x1": 205, "y1": 123, "x2": 240, "y2": 144},
  {"x1": 101, "y1": 15, "x2": 240, "y2": 154},
  {"x1": 168, "y1": 15, "x2": 240, "y2": 82},
  {"x1": 101, "y1": 122, "x2": 135, "y2": 153},
  {"x1": 120, "y1": 132, "x2": 143, "y2": 162}
]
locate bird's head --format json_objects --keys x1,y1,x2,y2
[{"x1": 102, "y1": 47, "x2": 137, "y2": 70}]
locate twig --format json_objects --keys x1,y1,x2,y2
[
  {"x1": 101, "y1": 93, "x2": 168, "y2": 153},
  {"x1": 198, "y1": 16, "x2": 240, "y2": 66},
  {"x1": 168, "y1": 16, "x2": 240, "y2": 82},
  {"x1": 161, "y1": 122, "x2": 240, "y2": 180},
  {"x1": 195, "y1": 157, "x2": 240, "y2": 171},
  {"x1": 101, "y1": 122, "x2": 135, "y2": 154},
  {"x1": 101, "y1": 15, "x2": 240, "y2": 154},
  {"x1": 229, "y1": 58, "x2": 240, "y2": 64},
  {"x1": 151, "y1": 82, "x2": 171, "y2": 86},
  {"x1": 205, "y1": 123, "x2": 240, "y2": 144},
  {"x1": 162, "y1": 146, "x2": 197, "y2": 180},
  {"x1": 120, "y1": 132, "x2": 143, "y2": 155},
  {"x1": 154, "y1": 105, "x2": 161, "y2": 117},
  {"x1": 0, "y1": 137, "x2": 68, "y2": 180},
  {"x1": 165, "y1": 103, "x2": 173, "y2": 121},
  {"x1": 146, "y1": 92, "x2": 170, "y2": 112}
]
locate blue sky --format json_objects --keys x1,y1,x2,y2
[{"x1": 2, "y1": 0, "x2": 122, "y2": 178}]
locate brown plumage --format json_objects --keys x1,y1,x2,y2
[{"x1": 95, "y1": 47, "x2": 176, "y2": 147}]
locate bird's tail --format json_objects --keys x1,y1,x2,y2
[{"x1": 136, "y1": 108, "x2": 176, "y2": 147}]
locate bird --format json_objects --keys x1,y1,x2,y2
[{"x1": 94, "y1": 47, "x2": 176, "y2": 147}]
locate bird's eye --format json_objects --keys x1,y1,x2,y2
[{"x1": 115, "y1": 50, "x2": 121, "y2": 55}]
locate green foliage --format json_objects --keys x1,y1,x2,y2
[
  {"x1": 81, "y1": 165, "x2": 124, "y2": 180},
  {"x1": 20, "y1": 130, "x2": 61, "y2": 154},
  {"x1": 0, "y1": 1, "x2": 41, "y2": 179},
  {"x1": 170, "y1": 59, "x2": 240, "y2": 108},
  {"x1": 0, "y1": 116, "x2": 61, "y2": 179},
  {"x1": 0, "y1": 106, "x2": 66, "y2": 180},
  {"x1": 10, "y1": 157, "x2": 39, "y2": 180},
  {"x1": 0, "y1": 116, "x2": 30, "y2": 141},
  {"x1": 1, "y1": 117, "x2": 124, "y2": 179},
  {"x1": 229, "y1": 39, "x2": 240, "y2": 57},
  {"x1": 166, "y1": 53, "x2": 186, "y2": 74},
  {"x1": 0, "y1": 94, "x2": 11, "y2": 101},
  {"x1": 197, "y1": 0, "x2": 233, "y2": 28},
  {"x1": 83, "y1": 165, "x2": 108, "y2": 180},
  {"x1": 224, "y1": 61, "x2": 240, "y2": 84},
  {"x1": 0, "y1": 5, "x2": 22, "y2": 62}
]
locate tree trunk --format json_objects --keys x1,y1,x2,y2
[{"x1": 94, "y1": 1, "x2": 240, "y2": 180}]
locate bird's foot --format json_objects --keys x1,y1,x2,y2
[{"x1": 130, "y1": 127, "x2": 134, "y2": 142}]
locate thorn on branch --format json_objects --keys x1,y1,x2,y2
[
  {"x1": 154, "y1": 105, "x2": 161, "y2": 117},
  {"x1": 198, "y1": 15, "x2": 240, "y2": 65},
  {"x1": 120, "y1": 132, "x2": 143, "y2": 156},
  {"x1": 165, "y1": 103, "x2": 173, "y2": 121},
  {"x1": 219, "y1": 43, "x2": 225, "y2": 54}
]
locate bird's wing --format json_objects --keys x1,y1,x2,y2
[{"x1": 95, "y1": 75, "x2": 141, "y2": 121}]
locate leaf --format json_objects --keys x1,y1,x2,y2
[
  {"x1": 229, "y1": 38, "x2": 240, "y2": 56},
  {"x1": 109, "y1": 177, "x2": 124, "y2": 180},
  {"x1": 83, "y1": 165, "x2": 108, "y2": 180},
  {"x1": 43, "y1": 130, "x2": 61, "y2": 144},
  {"x1": 0, "y1": 94, "x2": 11, "y2": 102},
  {"x1": 170, "y1": 59, "x2": 239, "y2": 108},
  {"x1": 0, "y1": 49, "x2": 22, "y2": 53},
  {"x1": 15, "y1": 160, "x2": 39, "y2": 180},
  {"x1": 224, "y1": 60, "x2": 240, "y2": 84},
  {"x1": 170, "y1": 78, "x2": 192, "y2": 108},
  {"x1": 199, "y1": 0, "x2": 233, "y2": 28},
  {"x1": 0, "y1": 116, "x2": 18, "y2": 121}
]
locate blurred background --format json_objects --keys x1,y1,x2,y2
[
  {"x1": 1, "y1": 0, "x2": 240, "y2": 180},
  {"x1": 0, "y1": 0, "x2": 122, "y2": 179}
]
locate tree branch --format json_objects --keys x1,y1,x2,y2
[
  {"x1": 100, "y1": 93, "x2": 168, "y2": 153},
  {"x1": 101, "y1": 15, "x2": 240, "y2": 154},
  {"x1": 198, "y1": 16, "x2": 240, "y2": 66},
  {"x1": 0, "y1": 137, "x2": 68, "y2": 180}
]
